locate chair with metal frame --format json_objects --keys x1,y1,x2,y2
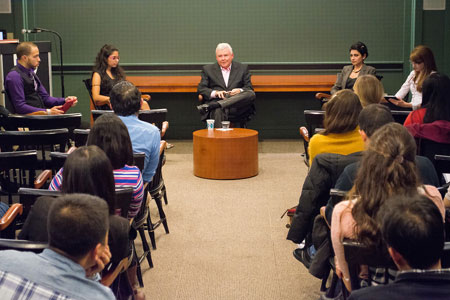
[
  {"x1": 73, "y1": 128, "x2": 90, "y2": 147},
  {"x1": 0, "y1": 129, "x2": 69, "y2": 171}
]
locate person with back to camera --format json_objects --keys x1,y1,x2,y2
[
  {"x1": 307, "y1": 89, "x2": 365, "y2": 166},
  {"x1": 4, "y1": 41, "x2": 77, "y2": 115},
  {"x1": 20, "y1": 146, "x2": 137, "y2": 299},
  {"x1": 349, "y1": 193, "x2": 450, "y2": 300},
  {"x1": 110, "y1": 81, "x2": 161, "y2": 184},
  {"x1": 353, "y1": 74, "x2": 385, "y2": 107},
  {"x1": 403, "y1": 73, "x2": 450, "y2": 126},
  {"x1": 390, "y1": 45, "x2": 437, "y2": 110},
  {"x1": 92, "y1": 44, "x2": 149, "y2": 110},
  {"x1": 50, "y1": 113, "x2": 144, "y2": 220},
  {"x1": 0, "y1": 194, "x2": 115, "y2": 300},
  {"x1": 330, "y1": 123, "x2": 445, "y2": 292},
  {"x1": 330, "y1": 42, "x2": 376, "y2": 95}
]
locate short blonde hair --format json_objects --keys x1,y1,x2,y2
[{"x1": 354, "y1": 75, "x2": 384, "y2": 107}]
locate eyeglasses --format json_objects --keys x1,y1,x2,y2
[{"x1": 109, "y1": 56, "x2": 120, "y2": 61}]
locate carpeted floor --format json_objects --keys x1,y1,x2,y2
[{"x1": 139, "y1": 140, "x2": 322, "y2": 299}]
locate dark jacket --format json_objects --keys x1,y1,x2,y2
[{"x1": 286, "y1": 152, "x2": 362, "y2": 244}]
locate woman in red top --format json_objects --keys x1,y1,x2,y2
[{"x1": 404, "y1": 73, "x2": 450, "y2": 126}]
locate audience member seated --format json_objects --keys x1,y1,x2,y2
[
  {"x1": 349, "y1": 193, "x2": 449, "y2": 300},
  {"x1": 391, "y1": 45, "x2": 437, "y2": 110},
  {"x1": 92, "y1": 44, "x2": 149, "y2": 110},
  {"x1": 353, "y1": 75, "x2": 384, "y2": 107},
  {"x1": 330, "y1": 42, "x2": 376, "y2": 95},
  {"x1": 0, "y1": 194, "x2": 115, "y2": 299},
  {"x1": 287, "y1": 104, "x2": 394, "y2": 270},
  {"x1": 4, "y1": 42, "x2": 77, "y2": 115},
  {"x1": 331, "y1": 123, "x2": 445, "y2": 291},
  {"x1": 110, "y1": 81, "x2": 160, "y2": 183},
  {"x1": 404, "y1": 73, "x2": 450, "y2": 126},
  {"x1": 325, "y1": 105, "x2": 440, "y2": 222},
  {"x1": 308, "y1": 89, "x2": 365, "y2": 166},
  {"x1": 50, "y1": 113, "x2": 144, "y2": 220},
  {"x1": 21, "y1": 146, "x2": 129, "y2": 265},
  {"x1": 197, "y1": 43, "x2": 256, "y2": 126}
]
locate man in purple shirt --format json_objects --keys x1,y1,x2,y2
[{"x1": 4, "y1": 42, "x2": 77, "y2": 115}]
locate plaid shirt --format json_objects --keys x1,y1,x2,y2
[{"x1": 0, "y1": 270, "x2": 73, "y2": 300}]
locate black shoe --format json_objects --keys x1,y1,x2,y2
[
  {"x1": 293, "y1": 248, "x2": 312, "y2": 269},
  {"x1": 197, "y1": 104, "x2": 209, "y2": 114}
]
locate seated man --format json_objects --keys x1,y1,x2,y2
[
  {"x1": 197, "y1": 43, "x2": 255, "y2": 126},
  {"x1": 4, "y1": 42, "x2": 77, "y2": 115},
  {"x1": 0, "y1": 194, "x2": 115, "y2": 300},
  {"x1": 349, "y1": 193, "x2": 449, "y2": 300},
  {"x1": 110, "y1": 81, "x2": 160, "y2": 183}
]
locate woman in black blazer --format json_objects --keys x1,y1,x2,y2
[{"x1": 331, "y1": 42, "x2": 377, "y2": 95}]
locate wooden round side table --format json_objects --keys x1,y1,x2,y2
[{"x1": 193, "y1": 128, "x2": 258, "y2": 179}]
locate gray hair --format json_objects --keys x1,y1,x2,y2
[{"x1": 216, "y1": 43, "x2": 233, "y2": 54}]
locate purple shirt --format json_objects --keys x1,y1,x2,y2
[{"x1": 4, "y1": 62, "x2": 65, "y2": 114}]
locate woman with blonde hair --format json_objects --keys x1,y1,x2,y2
[
  {"x1": 353, "y1": 75, "x2": 384, "y2": 107},
  {"x1": 331, "y1": 123, "x2": 444, "y2": 291},
  {"x1": 392, "y1": 45, "x2": 437, "y2": 110},
  {"x1": 307, "y1": 89, "x2": 364, "y2": 165}
]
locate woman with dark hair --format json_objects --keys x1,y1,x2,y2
[
  {"x1": 308, "y1": 89, "x2": 365, "y2": 165},
  {"x1": 92, "y1": 44, "x2": 149, "y2": 111},
  {"x1": 330, "y1": 123, "x2": 444, "y2": 291},
  {"x1": 392, "y1": 45, "x2": 437, "y2": 110},
  {"x1": 404, "y1": 73, "x2": 450, "y2": 126},
  {"x1": 50, "y1": 114, "x2": 144, "y2": 219},
  {"x1": 20, "y1": 146, "x2": 139, "y2": 299},
  {"x1": 330, "y1": 42, "x2": 377, "y2": 94}
]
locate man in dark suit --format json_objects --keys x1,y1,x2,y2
[
  {"x1": 349, "y1": 193, "x2": 450, "y2": 300},
  {"x1": 197, "y1": 43, "x2": 255, "y2": 126}
]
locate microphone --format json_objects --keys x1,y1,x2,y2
[{"x1": 21, "y1": 28, "x2": 49, "y2": 34}]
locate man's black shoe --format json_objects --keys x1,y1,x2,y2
[
  {"x1": 293, "y1": 248, "x2": 312, "y2": 269},
  {"x1": 197, "y1": 104, "x2": 209, "y2": 114}
]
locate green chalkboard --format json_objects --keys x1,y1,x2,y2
[{"x1": 25, "y1": 0, "x2": 411, "y2": 65}]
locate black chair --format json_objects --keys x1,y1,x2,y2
[
  {"x1": 0, "y1": 238, "x2": 47, "y2": 253},
  {"x1": 417, "y1": 139, "x2": 450, "y2": 185},
  {"x1": 133, "y1": 153, "x2": 145, "y2": 171},
  {"x1": 390, "y1": 110, "x2": 410, "y2": 125},
  {"x1": 198, "y1": 94, "x2": 254, "y2": 128},
  {"x1": 138, "y1": 109, "x2": 168, "y2": 131},
  {"x1": 0, "y1": 150, "x2": 51, "y2": 205},
  {"x1": 17, "y1": 188, "x2": 61, "y2": 221},
  {"x1": 0, "y1": 129, "x2": 69, "y2": 170},
  {"x1": 49, "y1": 151, "x2": 70, "y2": 174},
  {"x1": 300, "y1": 110, "x2": 325, "y2": 164},
  {"x1": 6, "y1": 113, "x2": 81, "y2": 132},
  {"x1": 343, "y1": 239, "x2": 397, "y2": 292},
  {"x1": 145, "y1": 141, "x2": 169, "y2": 249},
  {"x1": 83, "y1": 78, "x2": 99, "y2": 110},
  {"x1": 73, "y1": 128, "x2": 90, "y2": 147},
  {"x1": 92, "y1": 109, "x2": 114, "y2": 122}
]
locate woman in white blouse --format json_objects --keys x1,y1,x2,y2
[{"x1": 391, "y1": 45, "x2": 437, "y2": 110}]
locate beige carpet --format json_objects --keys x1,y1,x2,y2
[{"x1": 139, "y1": 140, "x2": 322, "y2": 299}]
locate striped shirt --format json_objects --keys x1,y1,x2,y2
[{"x1": 49, "y1": 165, "x2": 144, "y2": 219}]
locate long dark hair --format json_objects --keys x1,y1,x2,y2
[
  {"x1": 322, "y1": 89, "x2": 362, "y2": 135},
  {"x1": 87, "y1": 113, "x2": 134, "y2": 169},
  {"x1": 62, "y1": 145, "x2": 116, "y2": 214},
  {"x1": 422, "y1": 73, "x2": 450, "y2": 123},
  {"x1": 350, "y1": 123, "x2": 419, "y2": 247},
  {"x1": 93, "y1": 44, "x2": 125, "y2": 82}
]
